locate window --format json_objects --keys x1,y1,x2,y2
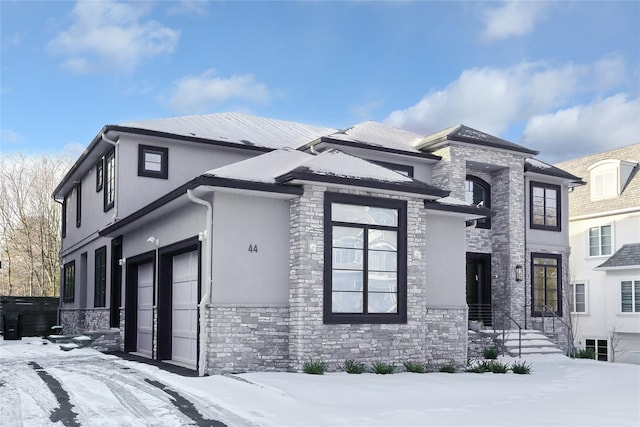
[
  {"x1": 96, "y1": 159, "x2": 104, "y2": 192},
  {"x1": 75, "y1": 183, "x2": 81, "y2": 228},
  {"x1": 465, "y1": 176, "x2": 491, "y2": 228},
  {"x1": 589, "y1": 225, "x2": 612, "y2": 257},
  {"x1": 94, "y1": 246, "x2": 107, "y2": 308},
  {"x1": 532, "y1": 253, "x2": 562, "y2": 316},
  {"x1": 324, "y1": 192, "x2": 407, "y2": 324},
  {"x1": 621, "y1": 280, "x2": 640, "y2": 313},
  {"x1": 569, "y1": 282, "x2": 586, "y2": 313},
  {"x1": 63, "y1": 261, "x2": 75, "y2": 302},
  {"x1": 370, "y1": 161, "x2": 414, "y2": 177},
  {"x1": 530, "y1": 182, "x2": 561, "y2": 231},
  {"x1": 592, "y1": 169, "x2": 616, "y2": 199},
  {"x1": 138, "y1": 145, "x2": 169, "y2": 179},
  {"x1": 104, "y1": 148, "x2": 115, "y2": 212},
  {"x1": 585, "y1": 339, "x2": 608, "y2": 361}
]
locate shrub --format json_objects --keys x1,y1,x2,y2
[
  {"x1": 303, "y1": 359, "x2": 327, "y2": 375},
  {"x1": 342, "y1": 359, "x2": 367, "y2": 374},
  {"x1": 483, "y1": 347, "x2": 499, "y2": 360},
  {"x1": 488, "y1": 360, "x2": 509, "y2": 374},
  {"x1": 372, "y1": 362, "x2": 396, "y2": 374},
  {"x1": 511, "y1": 361, "x2": 532, "y2": 374},
  {"x1": 576, "y1": 348, "x2": 596, "y2": 359},
  {"x1": 403, "y1": 361, "x2": 426, "y2": 373},
  {"x1": 466, "y1": 360, "x2": 492, "y2": 373},
  {"x1": 438, "y1": 360, "x2": 456, "y2": 373}
]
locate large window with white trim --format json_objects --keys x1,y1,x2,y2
[
  {"x1": 324, "y1": 193, "x2": 407, "y2": 324},
  {"x1": 569, "y1": 282, "x2": 586, "y2": 313},
  {"x1": 589, "y1": 225, "x2": 612, "y2": 257},
  {"x1": 621, "y1": 280, "x2": 640, "y2": 313}
]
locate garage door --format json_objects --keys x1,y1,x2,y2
[
  {"x1": 136, "y1": 262, "x2": 154, "y2": 358},
  {"x1": 171, "y1": 251, "x2": 198, "y2": 369}
]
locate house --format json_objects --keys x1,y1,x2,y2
[
  {"x1": 555, "y1": 144, "x2": 640, "y2": 364},
  {"x1": 53, "y1": 113, "x2": 581, "y2": 374}
]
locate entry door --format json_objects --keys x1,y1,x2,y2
[
  {"x1": 466, "y1": 253, "x2": 492, "y2": 326},
  {"x1": 171, "y1": 251, "x2": 199, "y2": 368},
  {"x1": 136, "y1": 262, "x2": 154, "y2": 358}
]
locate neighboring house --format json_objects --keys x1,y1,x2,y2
[
  {"x1": 556, "y1": 144, "x2": 640, "y2": 364},
  {"x1": 53, "y1": 113, "x2": 581, "y2": 374}
]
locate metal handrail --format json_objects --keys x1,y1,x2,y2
[
  {"x1": 491, "y1": 303, "x2": 523, "y2": 358},
  {"x1": 541, "y1": 305, "x2": 573, "y2": 356}
]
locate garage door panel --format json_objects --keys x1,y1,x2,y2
[
  {"x1": 136, "y1": 262, "x2": 154, "y2": 359},
  {"x1": 171, "y1": 250, "x2": 198, "y2": 369}
]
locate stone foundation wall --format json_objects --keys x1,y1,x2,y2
[
  {"x1": 424, "y1": 308, "x2": 468, "y2": 369},
  {"x1": 60, "y1": 308, "x2": 110, "y2": 335},
  {"x1": 468, "y1": 330, "x2": 499, "y2": 359},
  {"x1": 205, "y1": 305, "x2": 289, "y2": 374}
]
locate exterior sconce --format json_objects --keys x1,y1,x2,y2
[{"x1": 515, "y1": 264, "x2": 524, "y2": 282}]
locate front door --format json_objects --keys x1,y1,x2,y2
[{"x1": 466, "y1": 253, "x2": 492, "y2": 326}]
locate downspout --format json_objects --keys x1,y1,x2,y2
[
  {"x1": 101, "y1": 132, "x2": 119, "y2": 221},
  {"x1": 187, "y1": 189, "x2": 213, "y2": 377}
]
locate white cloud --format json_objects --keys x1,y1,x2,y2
[
  {"x1": 63, "y1": 142, "x2": 86, "y2": 159},
  {"x1": 0, "y1": 129, "x2": 25, "y2": 145},
  {"x1": 480, "y1": 1, "x2": 548, "y2": 41},
  {"x1": 48, "y1": 0, "x2": 179, "y2": 74},
  {"x1": 350, "y1": 98, "x2": 384, "y2": 120},
  {"x1": 522, "y1": 95, "x2": 640, "y2": 163},
  {"x1": 168, "y1": 69, "x2": 272, "y2": 114},
  {"x1": 167, "y1": 0, "x2": 209, "y2": 16}
]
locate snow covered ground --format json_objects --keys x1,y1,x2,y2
[{"x1": 1, "y1": 337, "x2": 639, "y2": 426}]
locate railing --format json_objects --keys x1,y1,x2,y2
[
  {"x1": 491, "y1": 303, "x2": 523, "y2": 358},
  {"x1": 467, "y1": 303, "x2": 493, "y2": 327},
  {"x1": 541, "y1": 305, "x2": 574, "y2": 356}
]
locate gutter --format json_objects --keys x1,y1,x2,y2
[{"x1": 187, "y1": 189, "x2": 213, "y2": 377}]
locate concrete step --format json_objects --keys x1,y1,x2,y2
[{"x1": 494, "y1": 329, "x2": 564, "y2": 356}]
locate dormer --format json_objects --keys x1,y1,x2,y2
[{"x1": 587, "y1": 159, "x2": 638, "y2": 201}]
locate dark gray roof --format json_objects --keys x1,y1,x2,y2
[
  {"x1": 524, "y1": 158, "x2": 584, "y2": 183},
  {"x1": 555, "y1": 144, "x2": 640, "y2": 218},
  {"x1": 416, "y1": 125, "x2": 539, "y2": 155},
  {"x1": 597, "y1": 244, "x2": 640, "y2": 269}
]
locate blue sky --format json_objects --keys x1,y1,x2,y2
[{"x1": 1, "y1": 1, "x2": 638, "y2": 163}]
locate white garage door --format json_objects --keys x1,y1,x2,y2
[
  {"x1": 136, "y1": 262, "x2": 154, "y2": 358},
  {"x1": 171, "y1": 251, "x2": 199, "y2": 369}
]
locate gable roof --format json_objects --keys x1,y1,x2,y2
[
  {"x1": 207, "y1": 148, "x2": 449, "y2": 198},
  {"x1": 555, "y1": 143, "x2": 640, "y2": 218},
  {"x1": 414, "y1": 124, "x2": 539, "y2": 155},
  {"x1": 524, "y1": 158, "x2": 584, "y2": 184},
  {"x1": 596, "y1": 243, "x2": 640, "y2": 270}
]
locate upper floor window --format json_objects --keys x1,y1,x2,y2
[
  {"x1": 104, "y1": 148, "x2": 115, "y2": 212},
  {"x1": 63, "y1": 261, "x2": 75, "y2": 302},
  {"x1": 465, "y1": 176, "x2": 491, "y2": 229},
  {"x1": 62, "y1": 192, "x2": 69, "y2": 238},
  {"x1": 569, "y1": 282, "x2": 586, "y2": 313},
  {"x1": 588, "y1": 159, "x2": 637, "y2": 201},
  {"x1": 138, "y1": 145, "x2": 169, "y2": 179},
  {"x1": 532, "y1": 253, "x2": 562, "y2": 316},
  {"x1": 96, "y1": 159, "x2": 104, "y2": 192},
  {"x1": 324, "y1": 192, "x2": 407, "y2": 324},
  {"x1": 371, "y1": 160, "x2": 414, "y2": 177},
  {"x1": 530, "y1": 182, "x2": 561, "y2": 231},
  {"x1": 621, "y1": 280, "x2": 640, "y2": 313},
  {"x1": 589, "y1": 225, "x2": 612, "y2": 257},
  {"x1": 75, "y1": 183, "x2": 82, "y2": 228}
]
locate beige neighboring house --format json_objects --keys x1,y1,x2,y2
[{"x1": 556, "y1": 144, "x2": 640, "y2": 364}]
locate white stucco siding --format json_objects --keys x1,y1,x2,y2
[
  {"x1": 424, "y1": 213, "x2": 467, "y2": 307},
  {"x1": 211, "y1": 192, "x2": 290, "y2": 305}
]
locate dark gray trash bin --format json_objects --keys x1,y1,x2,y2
[{"x1": 3, "y1": 314, "x2": 22, "y2": 340}]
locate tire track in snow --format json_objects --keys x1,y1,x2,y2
[{"x1": 28, "y1": 361, "x2": 80, "y2": 427}]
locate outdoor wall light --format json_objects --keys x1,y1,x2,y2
[
  {"x1": 147, "y1": 236, "x2": 159, "y2": 246},
  {"x1": 118, "y1": 258, "x2": 126, "y2": 266},
  {"x1": 515, "y1": 264, "x2": 524, "y2": 282}
]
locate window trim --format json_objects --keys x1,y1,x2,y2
[
  {"x1": 620, "y1": 279, "x2": 640, "y2": 313},
  {"x1": 569, "y1": 281, "x2": 587, "y2": 314},
  {"x1": 104, "y1": 148, "x2": 115, "y2": 212},
  {"x1": 94, "y1": 246, "x2": 107, "y2": 308},
  {"x1": 323, "y1": 192, "x2": 407, "y2": 324},
  {"x1": 63, "y1": 261, "x2": 76, "y2": 303},
  {"x1": 465, "y1": 175, "x2": 491, "y2": 229},
  {"x1": 531, "y1": 252, "x2": 562, "y2": 317},
  {"x1": 370, "y1": 160, "x2": 414, "y2": 178},
  {"x1": 96, "y1": 158, "x2": 104, "y2": 192},
  {"x1": 588, "y1": 224, "x2": 613, "y2": 258},
  {"x1": 530, "y1": 181, "x2": 561, "y2": 232},
  {"x1": 75, "y1": 183, "x2": 82, "y2": 228},
  {"x1": 138, "y1": 144, "x2": 169, "y2": 179},
  {"x1": 585, "y1": 338, "x2": 608, "y2": 361}
]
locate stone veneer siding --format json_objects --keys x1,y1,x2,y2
[
  {"x1": 205, "y1": 305, "x2": 289, "y2": 374},
  {"x1": 288, "y1": 185, "x2": 467, "y2": 372},
  {"x1": 431, "y1": 144, "x2": 527, "y2": 329},
  {"x1": 60, "y1": 308, "x2": 111, "y2": 335}
]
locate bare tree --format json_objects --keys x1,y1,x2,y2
[{"x1": 0, "y1": 153, "x2": 72, "y2": 296}]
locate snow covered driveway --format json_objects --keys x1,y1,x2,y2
[{"x1": 0, "y1": 338, "x2": 249, "y2": 426}]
